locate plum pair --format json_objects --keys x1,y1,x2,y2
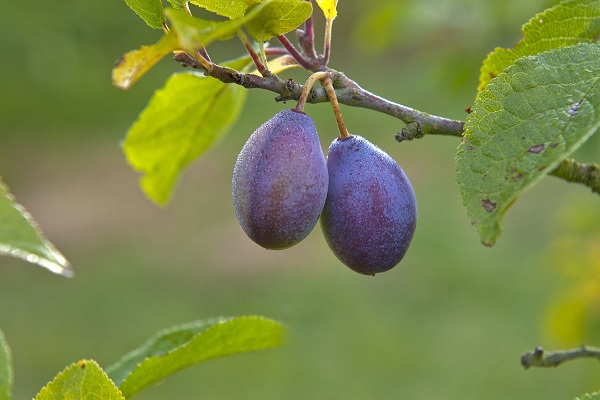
[{"x1": 232, "y1": 109, "x2": 417, "y2": 275}]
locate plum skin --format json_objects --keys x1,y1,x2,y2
[
  {"x1": 321, "y1": 135, "x2": 417, "y2": 275},
  {"x1": 232, "y1": 109, "x2": 328, "y2": 250}
]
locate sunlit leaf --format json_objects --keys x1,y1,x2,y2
[
  {"x1": 167, "y1": 0, "x2": 188, "y2": 9},
  {"x1": 478, "y1": 0, "x2": 600, "y2": 91},
  {"x1": 0, "y1": 178, "x2": 71, "y2": 277},
  {"x1": 0, "y1": 329, "x2": 12, "y2": 400},
  {"x1": 106, "y1": 316, "x2": 284, "y2": 398},
  {"x1": 112, "y1": 33, "x2": 179, "y2": 90},
  {"x1": 315, "y1": 0, "x2": 338, "y2": 20},
  {"x1": 188, "y1": 0, "x2": 261, "y2": 19},
  {"x1": 123, "y1": 0, "x2": 165, "y2": 29},
  {"x1": 254, "y1": 54, "x2": 300, "y2": 75},
  {"x1": 456, "y1": 43, "x2": 600, "y2": 246},
  {"x1": 245, "y1": 0, "x2": 312, "y2": 42},
  {"x1": 35, "y1": 360, "x2": 124, "y2": 400},
  {"x1": 165, "y1": 8, "x2": 239, "y2": 52},
  {"x1": 123, "y1": 69, "x2": 247, "y2": 205}
]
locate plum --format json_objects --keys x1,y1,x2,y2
[
  {"x1": 321, "y1": 135, "x2": 417, "y2": 275},
  {"x1": 232, "y1": 109, "x2": 328, "y2": 250}
]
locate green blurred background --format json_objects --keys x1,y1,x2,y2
[{"x1": 2, "y1": 1, "x2": 600, "y2": 399}]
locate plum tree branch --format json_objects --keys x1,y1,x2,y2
[
  {"x1": 521, "y1": 346, "x2": 600, "y2": 369},
  {"x1": 173, "y1": 54, "x2": 600, "y2": 195}
]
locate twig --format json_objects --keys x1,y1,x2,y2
[
  {"x1": 172, "y1": 56, "x2": 600, "y2": 195},
  {"x1": 297, "y1": 2, "x2": 318, "y2": 61},
  {"x1": 277, "y1": 34, "x2": 315, "y2": 71},
  {"x1": 549, "y1": 159, "x2": 600, "y2": 194},
  {"x1": 238, "y1": 31, "x2": 271, "y2": 77},
  {"x1": 521, "y1": 346, "x2": 600, "y2": 369}
]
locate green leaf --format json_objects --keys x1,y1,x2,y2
[
  {"x1": 106, "y1": 316, "x2": 284, "y2": 398},
  {"x1": 315, "y1": 0, "x2": 338, "y2": 20},
  {"x1": 456, "y1": 43, "x2": 600, "y2": 246},
  {"x1": 167, "y1": 0, "x2": 187, "y2": 10},
  {"x1": 165, "y1": 8, "x2": 238, "y2": 51},
  {"x1": 245, "y1": 0, "x2": 312, "y2": 42},
  {"x1": 478, "y1": 0, "x2": 600, "y2": 91},
  {"x1": 0, "y1": 329, "x2": 12, "y2": 400},
  {"x1": 188, "y1": 0, "x2": 261, "y2": 19},
  {"x1": 123, "y1": 0, "x2": 166, "y2": 29},
  {"x1": 578, "y1": 392, "x2": 600, "y2": 400},
  {"x1": 112, "y1": 33, "x2": 179, "y2": 90},
  {"x1": 35, "y1": 360, "x2": 124, "y2": 400},
  {"x1": 123, "y1": 70, "x2": 247, "y2": 205},
  {"x1": 0, "y1": 178, "x2": 72, "y2": 277}
]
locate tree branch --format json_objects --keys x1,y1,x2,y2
[
  {"x1": 173, "y1": 55, "x2": 600, "y2": 195},
  {"x1": 549, "y1": 158, "x2": 600, "y2": 194},
  {"x1": 521, "y1": 346, "x2": 600, "y2": 369}
]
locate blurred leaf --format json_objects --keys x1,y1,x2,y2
[
  {"x1": 315, "y1": 0, "x2": 338, "y2": 19},
  {"x1": 0, "y1": 178, "x2": 72, "y2": 277},
  {"x1": 165, "y1": 8, "x2": 239, "y2": 51},
  {"x1": 0, "y1": 329, "x2": 12, "y2": 400},
  {"x1": 456, "y1": 43, "x2": 600, "y2": 246},
  {"x1": 35, "y1": 360, "x2": 124, "y2": 400},
  {"x1": 167, "y1": 0, "x2": 188, "y2": 9},
  {"x1": 112, "y1": 33, "x2": 179, "y2": 90},
  {"x1": 478, "y1": 0, "x2": 600, "y2": 91},
  {"x1": 245, "y1": 0, "x2": 312, "y2": 42},
  {"x1": 188, "y1": 0, "x2": 262, "y2": 19},
  {"x1": 123, "y1": 0, "x2": 166, "y2": 29},
  {"x1": 577, "y1": 392, "x2": 600, "y2": 400},
  {"x1": 123, "y1": 69, "x2": 247, "y2": 205},
  {"x1": 106, "y1": 316, "x2": 284, "y2": 398}
]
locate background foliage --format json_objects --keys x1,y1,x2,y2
[{"x1": 1, "y1": 0, "x2": 600, "y2": 399}]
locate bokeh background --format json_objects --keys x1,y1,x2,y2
[{"x1": 2, "y1": 1, "x2": 600, "y2": 399}]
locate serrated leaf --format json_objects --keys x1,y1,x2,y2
[
  {"x1": 315, "y1": 0, "x2": 338, "y2": 20},
  {"x1": 35, "y1": 360, "x2": 124, "y2": 400},
  {"x1": 479, "y1": 0, "x2": 600, "y2": 91},
  {"x1": 106, "y1": 316, "x2": 284, "y2": 398},
  {"x1": 245, "y1": 0, "x2": 312, "y2": 42},
  {"x1": 0, "y1": 329, "x2": 12, "y2": 400},
  {"x1": 457, "y1": 43, "x2": 600, "y2": 246},
  {"x1": 123, "y1": 70, "x2": 247, "y2": 205},
  {"x1": 123, "y1": 0, "x2": 166, "y2": 29},
  {"x1": 0, "y1": 178, "x2": 72, "y2": 277},
  {"x1": 112, "y1": 33, "x2": 179, "y2": 90},
  {"x1": 167, "y1": 0, "x2": 188, "y2": 10}
]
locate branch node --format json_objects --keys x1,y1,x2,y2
[{"x1": 396, "y1": 122, "x2": 424, "y2": 142}]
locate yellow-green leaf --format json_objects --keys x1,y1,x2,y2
[
  {"x1": 123, "y1": 71, "x2": 247, "y2": 205},
  {"x1": 245, "y1": 0, "x2": 312, "y2": 42},
  {"x1": 123, "y1": 0, "x2": 165, "y2": 29},
  {"x1": 315, "y1": 0, "x2": 338, "y2": 19},
  {"x1": 112, "y1": 33, "x2": 179, "y2": 90},
  {"x1": 35, "y1": 360, "x2": 124, "y2": 400}
]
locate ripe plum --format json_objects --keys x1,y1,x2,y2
[
  {"x1": 232, "y1": 109, "x2": 328, "y2": 249},
  {"x1": 321, "y1": 135, "x2": 417, "y2": 275}
]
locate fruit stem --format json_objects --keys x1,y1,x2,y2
[
  {"x1": 321, "y1": 74, "x2": 350, "y2": 138},
  {"x1": 322, "y1": 17, "x2": 334, "y2": 67},
  {"x1": 294, "y1": 71, "x2": 329, "y2": 113}
]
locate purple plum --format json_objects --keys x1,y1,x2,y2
[
  {"x1": 321, "y1": 135, "x2": 417, "y2": 275},
  {"x1": 232, "y1": 109, "x2": 328, "y2": 249}
]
